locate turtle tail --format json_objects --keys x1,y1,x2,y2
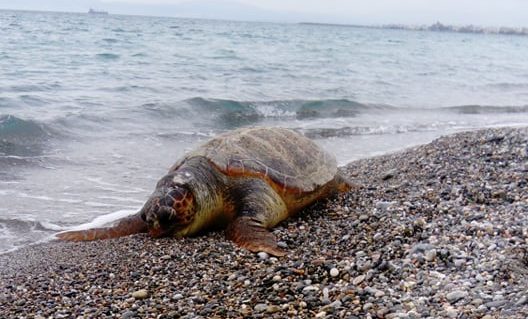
[{"x1": 55, "y1": 213, "x2": 147, "y2": 241}]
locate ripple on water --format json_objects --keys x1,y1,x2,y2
[
  {"x1": 96, "y1": 53, "x2": 120, "y2": 60},
  {"x1": 102, "y1": 38, "x2": 118, "y2": 43}
]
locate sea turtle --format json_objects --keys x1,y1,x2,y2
[{"x1": 57, "y1": 127, "x2": 351, "y2": 256}]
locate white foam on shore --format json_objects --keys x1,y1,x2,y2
[
  {"x1": 39, "y1": 221, "x2": 67, "y2": 231},
  {"x1": 58, "y1": 208, "x2": 139, "y2": 232},
  {"x1": 0, "y1": 209, "x2": 139, "y2": 254}
]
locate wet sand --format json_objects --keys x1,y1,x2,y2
[{"x1": 1, "y1": 127, "x2": 527, "y2": 318}]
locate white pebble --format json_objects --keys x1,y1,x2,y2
[
  {"x1": 257, "y1": 252, "x2": 269, "y2": 260},
  {"x1": 425, "y1": 249, "x2": 436, "y2": 262},
  {"x1": 254, "y1": 303, "x2": 267, "y2": 312},
  {"x1": 302, "y1": 285, "x2": 319, "y2": 292},
  {"x1": 353, "y1": 274, "x2": 365, "y2": 285},
  {"x1": 322, "y1": 287, "x2": 329, "y2": 300},
  {"x1": 173, "y1": 293, "x2": 183, "y2": 300},
  {"x1": 329, "y1": 268, "x2": 339, "y2": 277},
  {"x1": 454, "y1": 259, "x2": 465, "y2": 268}
]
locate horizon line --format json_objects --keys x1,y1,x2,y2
[{"x1": 1, "y1": 8, "x2": 527, "y2": 31}]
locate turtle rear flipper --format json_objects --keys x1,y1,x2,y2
[
  {"x1": 226, "y1": 216, "x2": 286, "y2": 257},
  {"x1": 56, "y1": 214, "x2": 147, "y2": 241}
]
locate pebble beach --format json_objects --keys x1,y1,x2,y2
[{"x1": 1, "y1": 126, "x2": 527, "y2": 318}]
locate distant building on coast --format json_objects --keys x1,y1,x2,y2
[
  {"x1": 302, "y1": 21, "x2": 528, "y2": 37},
  {"x1": 383, "y1": 21, "x2": 528, "y2": 36}
]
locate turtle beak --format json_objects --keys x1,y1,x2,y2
[
  {"x1": 146, "y1": 206, "x2": 176, "y2": 238},
  {"x1": 149, "y1": 223, "x2": 165, "y2": 238},
  {"x1": 146, "y1": 216, "x2": 170, "y2": 238}
]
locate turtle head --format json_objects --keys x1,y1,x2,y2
[{"x1": 141, "y1": 173, "x2": 196, "y2": 238}]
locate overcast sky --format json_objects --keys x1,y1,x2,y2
[{"x1": 1, "y1": 0, "x2": 527, "y2": 27}]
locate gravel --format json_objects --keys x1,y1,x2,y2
[{"x1": 1, "y1": 127, "x2": 527, "y2": 318}]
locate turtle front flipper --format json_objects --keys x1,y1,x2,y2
[
  {"x1": 225, "y1": 178, "x2": 289, "y2": 257},
  {"x1": 56, "y1": 213, "x2": 147, "y2": 241},
  {"x1": 226, "y1": 216, "x2": 286, "y2": 257}
]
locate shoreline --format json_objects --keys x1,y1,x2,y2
[{"x1": 1, "y1": 126, "x2": 527, "y2": 318}]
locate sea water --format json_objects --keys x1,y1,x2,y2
[{"x1": 1, "y1": 10, "x2": 527, "y2": 253}]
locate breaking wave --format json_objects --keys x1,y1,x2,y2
[
  {"x1": 0, "y1": 115, "x2": 53, "y2": 140},
  {"x1": 0, "y1": 217, "x2": 67, "y2": 254},
  {"x1": 138, "y1": 97, "x2": 528, "y2": 128},
  {"x1": 0, "y1": 217, "x2": 64, "y2": 232},
  {"x1": 140, "y1": 97, "x2": 393, "y2": 127},
  {"x1": 3, "y1": 101, "x2": 527, "y2": 142},
  {"x1": 3, "y1": 100, "x2": 523, "y2": 143},
  {"x1": 0, "y1": 115, "x2": 55, "y2": 163}
]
